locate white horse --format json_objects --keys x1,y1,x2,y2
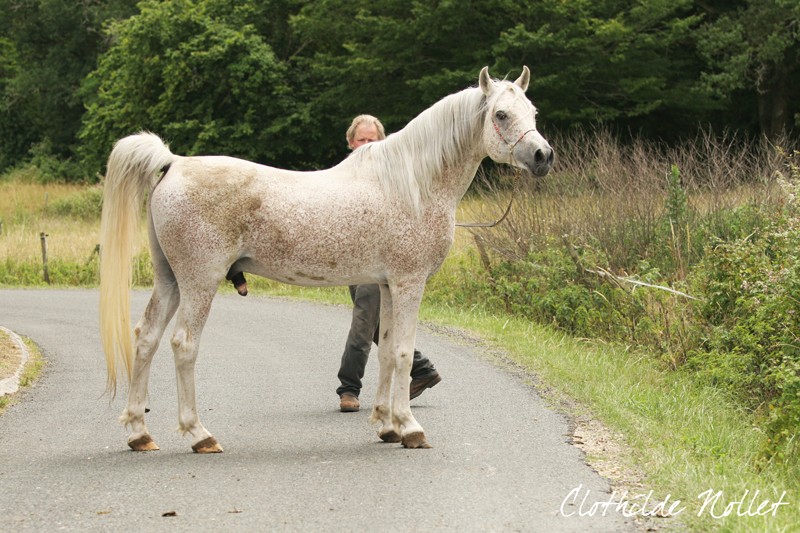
[{"x1": 99, "y1": 66, "x2": 553, "y2": 453}]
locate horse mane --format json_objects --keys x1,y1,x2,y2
[{"x1": 351, "y1": 86, "x2": 488, "y2": 214}]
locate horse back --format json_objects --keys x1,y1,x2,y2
[{"x1": 149, "y1": 155, "x2": 454, "y2": 287}]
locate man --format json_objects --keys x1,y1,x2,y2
[{"x1": 337, "y1": 114, "x2": 442, "y2": 413}]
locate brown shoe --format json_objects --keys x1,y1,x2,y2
[
  {"x1": 339, "y1": 393, "x2": 360, "y2": 412},
  {"x1": 410, "y1": 372, "x2": 442, "y2": 400}
]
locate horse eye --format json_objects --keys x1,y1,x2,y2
[{"x1": 495, "y1": 111, "x2": 508, "y2": 121}]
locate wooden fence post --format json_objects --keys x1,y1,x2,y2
[{"x1": 40, "y1": 232, "x2": 50, "y2": 284}]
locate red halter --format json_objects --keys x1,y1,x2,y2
[{"x1": 492, "y1": 119, "x2": 536, "y2": 150}]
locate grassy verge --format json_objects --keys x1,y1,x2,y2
[{"x1": 0, "y1": 337, "x2": 45, "y2": 416}]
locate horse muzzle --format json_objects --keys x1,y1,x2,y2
[{"x1": 518, "y1": 143, "x2": 554, "y2": 177}]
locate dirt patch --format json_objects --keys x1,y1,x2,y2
[
  {"x1": 0, "y1": 328, "x2": 23, "y2": 381},
  {"x1": 571, "y1": 415, "x2": 646, "y2": 493}
]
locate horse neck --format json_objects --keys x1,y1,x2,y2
[
  {"x1": 364, "y1": 88, "x2": 487, "y2": 214},
  {"x1": 435, "y1": 151, "x2": 485, "y2": 208}
]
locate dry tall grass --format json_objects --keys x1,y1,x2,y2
[
  {"x1": 0, "y1": 180, "x2": 104, "y2": 263},
  {"x1": 1, "y1": 130, "x2": 787, "y2": 288},
  {"x1": 464, "y1": 129, "x2": 784, "y2": 276}
]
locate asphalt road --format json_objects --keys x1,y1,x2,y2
[{"x1": 0, "y1": 288, "x2": 635, "y2": 532}]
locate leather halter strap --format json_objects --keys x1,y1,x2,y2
[{"x1": 492, "y1": 119, "x2": 537, "y2": 150}]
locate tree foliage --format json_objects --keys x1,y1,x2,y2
[
  {"x1": 79, "y1": 0, "x2": 303, "y2": 173},
  {"x1": 492, "y1": 0, "x2": 716, "y2": 137},
  {"x1": 0, "y1": 0, "x2": 137, "y2": 175},
  {"x1": 0, "y1": 0, "x2": 797, "y2": 179},
  {"x1": 696, "y1": 0, "x2": 800, "y2": 139}
]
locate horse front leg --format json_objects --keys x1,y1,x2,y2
[
  {"x1": 375, "y1": 281, "x2": 431, "y2": 449},
  {"x1": 393, "y1": 291, "x2": 431, "y2": 449},
  {"x1": 121, "y1": 280, "x2": 179, "y2": 451},
  {"x1": 170, "y1": 290, "x2": 222, "y2": 453}
]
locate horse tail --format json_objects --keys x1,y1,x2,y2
[{"x1": 99, "y1": 132, "x2": 176, "y2": 397}]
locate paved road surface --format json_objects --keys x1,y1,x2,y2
[{"x1": 0, "y1": 289, "x2": 635, "y2": 532}]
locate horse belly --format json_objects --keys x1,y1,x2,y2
[{"x1": 242, "y1": 210, "x2": 389, "y2": 287}]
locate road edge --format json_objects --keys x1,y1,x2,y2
[{"x1": 0, "y1": 326, "x2": 29, "y2": 396}]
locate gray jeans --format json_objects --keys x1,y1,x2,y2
[{"x1": 336, "y1": 284, "x2": 437, "y2": 398}]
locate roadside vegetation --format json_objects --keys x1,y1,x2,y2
[
  {"x1": 0, "y1": 334, "x2": 44, "y2": 416},
  {"x1": 1, "y1": 130, "x2": 798, "y2": 531}
]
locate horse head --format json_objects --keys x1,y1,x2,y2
[{"x1": 479, "y1": 66, "x2": 554, "y2": 177}]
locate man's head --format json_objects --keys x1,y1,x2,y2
[{"x1": 346, "y1": 114, "x2": 386, "y2": 150}]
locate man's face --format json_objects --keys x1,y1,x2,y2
[{"x1": 349, "y1": 123, "x2": 381, "y2": 149}]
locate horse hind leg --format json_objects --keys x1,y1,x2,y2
[
  {"x1": 122, "y1": 219, "x2": 179, "y2": 451},
  {"x1": 170, "y1": 287, "x2": 223, "y2": 453},
  {"x1": 373, "y1": 343, "x2": 401, "y2": 443},
  {"x1": 122, "y1": 278, "x2": 180, "y2": 451}
]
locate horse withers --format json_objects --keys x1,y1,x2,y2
[{"x1": 99, "y1": 66, "x2": 553, "y2": 453}]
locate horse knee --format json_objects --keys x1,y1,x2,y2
[{"x1": 170, "y1": 329, "x2": 196, "y2": 365}]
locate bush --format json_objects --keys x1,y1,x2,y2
[
  {"x1": 27, "y1": 140, "x2": 91, "y2": 183},
  {"x1": 477, "y1": 243, "x2": 695, "y2": 361},
  {"x1": 688, "y1": 153, "x2": 800, "y2": 458},
  {"x1": 42, "y1": 187, "x2": 103, "y2": 220}
]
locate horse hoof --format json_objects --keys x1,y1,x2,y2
[
  {"x1": 128, "y1": 435, "x2": 160, "y2": 451},
  {"x1": 379, "y1": 429, "x2": 402, "y2": 443},
  {"x1": 402, "y1": 431, "x2": 432, "y2": 449},
  {"x1": 192, "y1": 437, "x2": 223, "y2": 453}
]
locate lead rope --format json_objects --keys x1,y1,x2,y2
[
  {"x1": 455, "y1": 171, "x2": 518, "y2": 228},
  {"x1": 456, "y1": 118, "x2": 531, "y2": 228}
]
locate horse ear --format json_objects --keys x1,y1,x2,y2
[
  {"x1": 479, "y1": 66, "x2": 494, "y2": 95},
  {"x1": 514, "y1": 66, "x2": 530, "y2": 92}
]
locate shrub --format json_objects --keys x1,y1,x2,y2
[
  {"x1": 688, "y1": 151, "x2": 800, "y2": 458},
  {"x1": 42, "y1": 187, "x2": 103, "y2": 221},
  {"x1": 27, "y1": 140, "x2": 90, "y2": 183},
  {"x1": 456, "y1": 131, "x2": 794, "y2": 458}
]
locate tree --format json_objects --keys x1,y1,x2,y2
[
  {"x1": 0, "y1": 36, "x2": 32, "y2": 171},
  {"x1": 0, "y1": 0, "x2": 137, "y2": 175},
  {"x1": 79, "y1": 0, "x2": 304, "y2": 173},
  {"x1": 290, "y1": 0, "x2": 526, "y2": 166},
  {"x1": 492, "y1": 0, "x2": 718, "y2": 138},
  {"x1": 696, "y1": 0, "x2": 800, "y2": 139}
]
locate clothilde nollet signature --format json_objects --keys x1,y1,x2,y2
[{"x1": 560, "y1": 484, "x2": 789, "y2": 519}]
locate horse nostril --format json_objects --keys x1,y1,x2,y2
[
  {"x1": 535, "y1": 148, "x2": 552, "y2": 165},
  {"x1": 547, "y1": 149, "x2": 554, "y2": 165}
]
